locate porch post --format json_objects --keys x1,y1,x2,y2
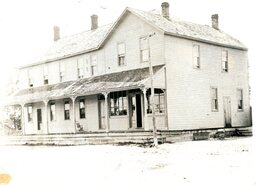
[
  {"x1": 142, "y1": 88, "x2": 149, "y2": 130},
  {"x1": 20, "y1": 103, "x2": 26, "y2": 135},
  {"x1": 43, "y1": 100, "x2": 49, "y2": 134},
  {"x1": 103, "y1": 92, "x2": 110, "y2": 133},
  {"x1": 162, "y1": 89, "x2": 169, "y2": 130},
  {"x1": 71, "y1": 96, "x2": 77, "y2": 133}
]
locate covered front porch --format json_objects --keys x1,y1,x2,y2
[{"x1": 5, "y1": 65, "x2": 167, "y2": 135}]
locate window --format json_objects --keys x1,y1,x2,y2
[
  {"x1": 77, "y1": 58, "x2": 84, "y2": 79},
  {"x1": 91, "y1": 55, "x2": 97, "y2": 76},
  {"x1": 211, "y1": 87, "x2": 218, "y2": 111},
  {"x1": 64, "y1": 101, "x2": 70, "y2": 120},
  {"x1": 50, "y1": 102, "x2": 56, "y2": 121},
  {"x1": 193, "y1": 45, "x2": 200, "y2": 68},
  {"x1": 237, "y1": 89, "x2": 243, "y2": 111},
  {"x1": 222, "y1": 50, "x2": 228, "y2": 72},
  {"x1": 28, "y1": 70, "x2": 33, "y2": 87},
  {"x1": 117, "y1": 42, "x2": 126, "y2": 66},
  {"x1": 43, "y1": 65, "x2": 49, "y2": 85},
  {"x1": 59, "y1": 62, "x2": 65, "y2": 82},
  {"x1": 110, "y1": 91, "x2": 128, "y2": 116},
  {"x1": 147, "y1": 89, "x2": 165, "y2": 114},
  {"x1": 140, "y1": 37, "x2": 149, "y2": 62},
  {"x1": 79, "y1": 99, "x2": 85, "y2": 119},
  {"x1": 27, "y1": 105, "x2": 32, "y2": 122},
  {"x1": 28, "y1": 78, "x2": 33, "y2": 87}
]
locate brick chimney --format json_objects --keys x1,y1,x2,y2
[
  {"x1": 91, "y1": 14, "x2": 98, "y2": 30},
  {"x1": 161, "y1": 2, "x2": 170, "y2": 19},
  {"x1": 211, "y1": 14, "x2": 219, "y2": 30},
  {"x1": 53, "y1": 26, "x2": 60, "y2": 41}
]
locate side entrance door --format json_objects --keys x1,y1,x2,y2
[
  {"x1": 223, "y1": 96, "x2": 232, "y2": 128},
  {"x1": 37, "y1": 109, "x2": 42, "y2": 131}
]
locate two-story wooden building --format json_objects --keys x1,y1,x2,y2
[{"x1": 7, "y1": 2, "x2": 251, "y2": 135}]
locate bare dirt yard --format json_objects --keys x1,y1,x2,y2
[{"x1": 0, "y1": 137, "x2": 255, "y2": 185}]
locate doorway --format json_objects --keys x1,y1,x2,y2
[
  {"x1": 129, "y1": 93, "x2": 142, "y2": 128},
  {"x1": 223, "y1": 96, "x2": 232, "y2": 128},
  {"x1": 98, "y1": 100, "x2": 106, "y2": 129},
  {"x1": 37, "y1": 109, "x2": 42, "y2": 131}
]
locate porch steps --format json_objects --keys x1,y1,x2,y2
[{"x1": 0, "y1": 127, "x2": 252, "y2": 146}]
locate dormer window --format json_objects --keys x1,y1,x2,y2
[
  {"x1": 193, "y1": 45, "x2": 200, "y2": 68},
  {"x1": 77, "y1": 58, "x2": 84, "y2": 79},
  {"x1": 140, "y1": 36, "x2": 149, "y2": 62},
  {"x1": 222, "y1": 50, "x2": 228, "y2": 72},
  {"x1": 117, "y1": 42, "x2": 126, "y2": 66}
]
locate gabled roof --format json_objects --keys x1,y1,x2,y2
[
  {"x1": 21, "y1": 7, "x2": 246, "y2": 68},
  {"x1": 8, "y1": 65, "x2": 164, "y2": 105},
  {"x1": 128, "y1": 8, "x2": 246, "y2": 50}
]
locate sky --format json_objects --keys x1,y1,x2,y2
[{"x1": 0, "y1": 0, "x2": 255, "y2": 110}]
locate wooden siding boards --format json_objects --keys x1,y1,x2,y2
[{"x1": 164, "y1": 35, "x2": 250, "y2": 130}]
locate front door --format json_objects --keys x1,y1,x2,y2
[
  {"x1": 99, "y1": 100, "x2": 106, "y2": 129},
  {"x1": 223, "y1": 97, "x2": 232, "y2": 128},
  {"x1": 129, "y1": 94, "x2": 142, "y2": 128},
  {"x1": 37, "y1": 109, "x2": 42, "y2": 131}
]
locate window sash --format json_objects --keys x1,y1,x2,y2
[
  {"x1": 193, "y1": 45, "x2": 200, "y2": 68},
  {"x1": 118, "y1": 43, "x2": 125, "y2": 55},
  {"x1": 237, "y1": 89, "x2": 243, "y2": 110},
  {"x1": 211, "y1": 88, "x2": 218, "y2": 111},
  {"x1": 110, "y1": 92, "x2": 127, "y2": 116},
  {"x1": 147, "y1": 92, "x2": 165, "y2": 114}
]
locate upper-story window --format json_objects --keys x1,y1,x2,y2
[
  {"x1": 210, "y1": 87, "x2": 218, "y2": 111},
  {"x1": 193, "y1": 45, "x2": 200, "y2": 68},
  {"x1": 222, "y1": 50, "x2": 228, "y2": 72},
  {"x1": 64, "y1": 100, "x2": 70, "y2": 120},
  {"x1": 28, "y1": 70, "x2": 33, "y2": 87},
  {"x1": 27, "y1": 105, "x2": 33, "y2": 122},
  {"x1": 59, "y1": 62, "x2": 65, "y2": 82},
  {"x1": 117, "y1": 42, "x2": 126, "y2": 66},
  {"x1": 140, "y1": 36, "x2": 149, "y2": 62},
  {"x1": 77, "y1": 58, "x2": 84, "y2": 79},
  {"x1": 43, "y1": 65, "x2": 49, "y2": 85},
  {"x1": 91, "y1": 55, "x2": 97, "y2": 76},
  {"x1": 237, "y1": 89, "x2": 243, "y2": 111}
]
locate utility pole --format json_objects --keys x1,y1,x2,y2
[{"x1": 147, "y1": 32, "x2": 158, "y2": 147}]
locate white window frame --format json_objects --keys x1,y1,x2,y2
[
  {"x1": 117, "y1": 42, "x2": 126, "y2": 66},
  {"x1": 90, "y1": 55, "x2": 97, "y2": 76},
  {"x1": 193, "y1": 44, "x2": 200, "y2": 69},
  {"x1": 59, "y1": 62, "x2": 65, "y2": 82},
  {"x1": 140, "y1": 36, "x2": 149, "y2": 62},
  {"x1": 222, "y1": 50, "x2": 228, "y2": 72},
  {"x1": 237, "y1": 88, "x2": 244, "y2": 111},
  {"x1": 77, "y1": 58, "x2": 84, "y2": 79},
  {"x1": 210, "y1": 87, "x2": 218, "y2": 111}
]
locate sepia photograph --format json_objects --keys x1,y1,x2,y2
[{"x1": 0, "y1": 0, "x2": 255, "y2": 184}]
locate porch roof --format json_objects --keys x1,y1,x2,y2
[{"x1": 7, "y1": 65, "x2": 164, "y2": 105}]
